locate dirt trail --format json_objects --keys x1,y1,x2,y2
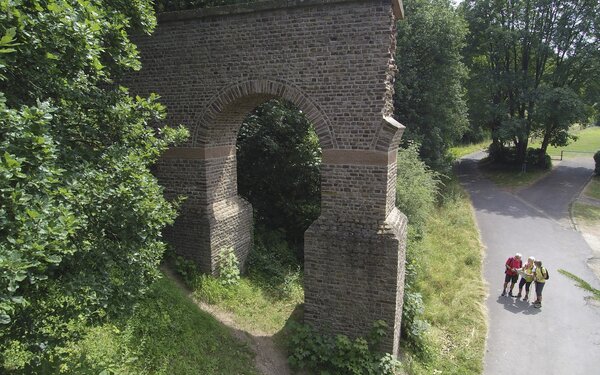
[{"x1": 162, "y1": 269, "x2": 295, "y2": 375}]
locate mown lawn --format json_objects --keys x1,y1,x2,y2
[
  {"x1": 56, "y1": 275, "x2": 258, "y2": 375},
  {"x1": 583, "y1": 176, "x2": 600, "y2": 201},
  {"x1": 530, "y1": 126, "x2": 600, "y2": 158},
  {"x1": 573, "y1": 202, "x2": 600, "y2": 224},
  {"x1": 405, "y1": 179, "x2": 487, "y2": 375}
]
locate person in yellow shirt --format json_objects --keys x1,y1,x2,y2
[
  {"x1": 516, "y1": 256, "x2": 535, "y2": 301},
  {"x1": 533, "y1": 260, "x2": 549, "y2": 308}
]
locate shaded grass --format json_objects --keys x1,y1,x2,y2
[
  {"x1": 558, "y1": 269, "x2": 600, "y2": 301},
  {"x1": 583, "y1": 176, "x2": 600, "y2": 200},
  {"x1": 450, "y1": 140, "x2": 490, "y2": 159},
  {"x1": 530, "y1": 126, "x2": 600, "y2": 158},
  {"x1": 57, "y1": 275, "x2": 258, "y2": 375},
  {"x1": 404, "y1": 178, "x2": 487, "y2": 375},
  {"x1": 573, "y1": 202, "x2": 600, "y2": 224},
  {"x1": 479, "y1": 159, "x2": 549, "y2": 189}
]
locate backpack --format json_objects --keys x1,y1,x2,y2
[{"x1": 543, "y1": 267, "x2": 549, "y2": 280}]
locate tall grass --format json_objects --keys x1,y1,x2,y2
[{"x1": 405, "y1": 179, "x2": 487, "y2": 375}]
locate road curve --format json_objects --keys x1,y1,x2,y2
[{"x1": 458, "y1": 153, "x2": 600, "y2": 375}]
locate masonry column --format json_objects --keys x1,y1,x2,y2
[
  {"x1": 304, "y1": 117, "x2": 407, "y2": 357},
  {"x1": 156, "y1": 146, "x2": 253, "y2": 274}
]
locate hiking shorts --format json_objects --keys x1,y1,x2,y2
[
  {"x1": 505, "y1": 273, "x2": 518, "y2": 284},
  {"x1": 535, "y1": 281, "x2": 545, "y2": 296}
]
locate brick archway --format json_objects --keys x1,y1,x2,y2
[
  {"x1": 193, "y1": 79, "x2": 336, "y2": 148},
  {"x1": 126, "y1": 0, "x2": 407, "y2": 356}
]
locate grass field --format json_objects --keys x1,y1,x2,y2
[
  {"x1": 57, "y1": 276, "x2": 258, "y2": 375},
  {"x1": 573, "y1": 202, "x2": 600, "y2": 224},
  {"x1": 405, "y1": 179, "x2": 487, "y2": 375},
  {"x1": 583, "y1": 176, "x2": 600, "y2": 200},
  {"x1": 531, "y1": 126, "x2": 600, "y2": 158}
]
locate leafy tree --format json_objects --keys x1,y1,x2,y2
[
  {"x1": 236, "y1": 100, "x2": 321, "y2": 252},
  {"x1": 532, "y1": 86, "x2": 586, "y2": 163},
  {"x1": 462, "y1": 0, "x2": 600, "y2": 165},
  {"x1": 0, "y1": 0, "x2": 187, "y2": 370},
  {"x1": 394, "y1": 0, "x2": 469, "y2": 172}
]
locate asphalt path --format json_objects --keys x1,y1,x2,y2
[{"x1": 458, "y1": 153, "x2": 600, "y2": 375}]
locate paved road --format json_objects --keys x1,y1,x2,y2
[{"x1": 458, "y1": 153, "x2": 600, "y2": 375}]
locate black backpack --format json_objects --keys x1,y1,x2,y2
[{"x1": 542, "y1": 267, "x2": 549, "y2": 280}]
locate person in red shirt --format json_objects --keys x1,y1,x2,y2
[{"x1": 501, "y1": 253, "x2": 522, "y2": 297}]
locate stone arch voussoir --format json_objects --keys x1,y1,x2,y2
[{"x1": 192, "y1": 79, "x2": 336, "y2": 149}]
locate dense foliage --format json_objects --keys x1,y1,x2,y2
[
  {"x1": 462, "y1": 0, "x2": 600, "y2": 165},
  {"x1": 288, "y1": 321, "x2": 401, "y2": 375},
  {"x1": 237, "y1": 100, "x2": 321, "y2": 249},
  {"x1": 394, "y1": 0, "x2": 469, "y2": 172},
  {"x1": 395, "y1": 144, "x2": 440, "y2": 356},
  {"x1": 0, "y1": 0, "x2": 187, "y2": 371}
]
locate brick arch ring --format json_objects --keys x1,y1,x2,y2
[{"x1": 191, "y1": 79, "x2": 337, "y2": 148}]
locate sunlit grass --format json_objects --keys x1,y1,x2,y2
[
  {"x1": 58, "y1": 276, "x2": 258, "y2": 375},
  {"x1": 583, "y1": 176, "x2": 600, "y2": 200},
  {"x1": 530, "y1": 126, "x2": 600, "y2": 158},
  {"x1": 405, "y1": 178, "x2": 487, "y2": 375},
  {"x1": 558, "y1": 269, "x2": 600, "y2": 301},
  {"x1": 450, "y1": 140, "x2": 490, "y2": 159},
  {"x1": 192, "y1": 274, "x2": 303, "y2": 334},
  {"x1": 573, "y1": 202, "x2": 600, "y2": 224}
]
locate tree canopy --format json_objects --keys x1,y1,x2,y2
[
  {"x1": 462, "y1": 0, "x2": 600, "y2": 165},
  {"x1": 394, "y1": 0, "x2": 469, "y2": 171}
]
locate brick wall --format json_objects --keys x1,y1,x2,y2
[{"x1": 125, "y1": 0, "x2": 407, "y2": 356}]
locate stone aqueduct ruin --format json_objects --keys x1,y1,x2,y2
[{"x1": 127, "y1": 0, "x2": 408, "y2": 355}]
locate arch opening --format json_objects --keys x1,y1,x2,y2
[{"x1": 236, "y1": 98, "x2": 322, "y2": 267}]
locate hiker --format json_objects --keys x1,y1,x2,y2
[
  {"x1": 502, "y1": 253, "x2": 522, "y2": 297},
  {"x1": 517, "y1": 256, "x2": 535, "y2": 301},
  {"x1": 533, "y1": 260, "x2": 549, "y2": 308}
]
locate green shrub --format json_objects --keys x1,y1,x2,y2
[
  {"x1": 246, "y1": 226, "x2": 304, "y2": 300},
  {"x1": 396, "y1": 143, "x2": 441, "y2": 232},
  {"x1": 0, "y1": 1, "x2": 188, "y2": 370},
  {"x1": 217, "y1": 248, "x2": 240, "y2": 286},
  {"x1": 395, "y1": 144, "x2": 439, "y2": 357},
  {"x1": 287, "y1": 321, "x2": 402, "y2": 375},
  {"x1": 594, "y1": 150, "x2": 600, "y2": 175}
]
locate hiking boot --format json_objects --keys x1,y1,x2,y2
[
  {"x1": 533, "y1": 302, "x2": 542, "y2": 308},
  {"x1": 508, "y1": 292, "x2": 515, "y2": 297},
  {"x1": 517, "y1": 293, "x2": 522, "y2": 298},
  {"x1": 501, "y1": 291, "x2": 506, "y2": 296},
  {"x1": 523, "y1": 295, "x2": 529, "y2": 301}
]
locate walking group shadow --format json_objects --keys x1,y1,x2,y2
[{"x1": 496, "y1": 295, "x2": 542, "y2": 315}]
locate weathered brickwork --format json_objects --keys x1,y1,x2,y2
[{"x1": 125, "y1": 0, "x2": 408, "y2": 356}]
